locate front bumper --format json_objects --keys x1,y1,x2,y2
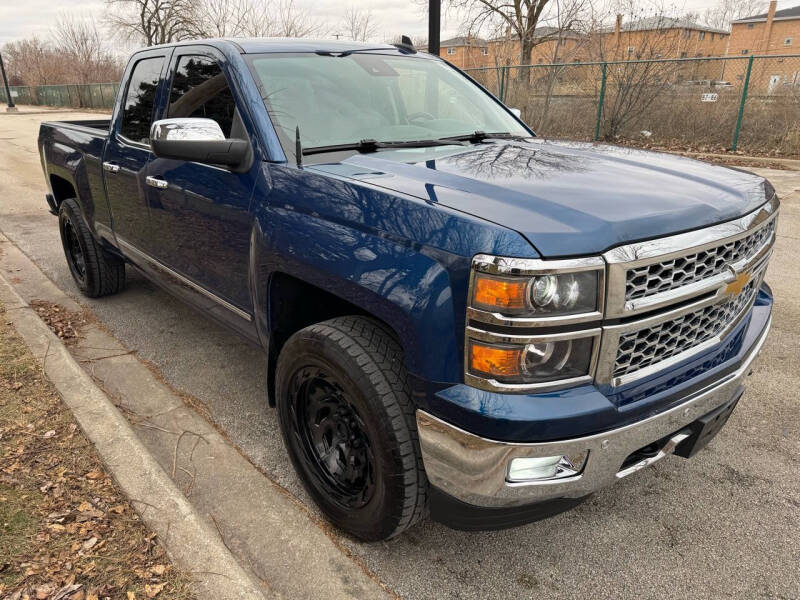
[{"x1": 417, "y1": 309, "x2": 772, "y2": 510}]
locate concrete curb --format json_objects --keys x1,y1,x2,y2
[{"x1": 0, "y1": 273, "x2": 276, "y2": 600}]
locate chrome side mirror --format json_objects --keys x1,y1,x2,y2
[
  {"x1": 509, "y1": 108, "x2": 522, "y2": 118},
  {"x1": 151, "y1": 117, "x2": 226, "y2": 142},
  {"x1": 150, "y1": 118, "x2": 249, "y2": 169}
]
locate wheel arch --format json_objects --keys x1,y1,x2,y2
[{"x1": 264, "y1": 272, "x2": 407, "y2": 407}]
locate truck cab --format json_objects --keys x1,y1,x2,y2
[{"x1": 38, "y1": 38, "x2": 777, "y2": 541}]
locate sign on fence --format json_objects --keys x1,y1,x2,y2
[{"x1": 701, "y1": 93, "x2": 719, "y2": 103}]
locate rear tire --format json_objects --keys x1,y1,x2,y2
[
  {"x1": 275, "y1": 316, "x2": 428, "y2": 541},
  {"x1": 58, "y1": 198, "x2": 125, "y2": 298}
]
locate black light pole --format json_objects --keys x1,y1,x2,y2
[
  {"x1": 428, "y1": 0, "x2": 441, "y2": 56},
  {"x1": 0, "y1": 53, "x2": 16, "y2": 111}
]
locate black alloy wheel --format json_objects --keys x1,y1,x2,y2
[
  {"x1": 288, "y1": 365, "x2": 376, "y2": 509},
  {"x1": 58, "y1": 198, "x2": 126, "y2": 298},
  {"x1": 276, "y1": 316, "x2": 428, "y2": 541}
]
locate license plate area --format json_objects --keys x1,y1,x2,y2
[{"x1": 673, "y1": 388, "x2": 744, "y2": 458}]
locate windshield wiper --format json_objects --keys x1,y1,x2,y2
[
  {"x1": 302, "y1": 138, "x2": 463, "y2": 156},
  {"x1": 439, "y1": 131, "x2": 531, "y2": 143}
]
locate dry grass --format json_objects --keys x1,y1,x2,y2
[{"x1": 0, "y1": 304, "x2": 195, "y2": 600}]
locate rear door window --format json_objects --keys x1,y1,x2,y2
[{"x1": 119, "y1": 57, "x2": 164, "y2": 145}]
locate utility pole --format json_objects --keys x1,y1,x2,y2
[
  {"x1": 0, "y1": 52, "x2": 17, "y2": 112},
  {"x1": 428, "y1": 0, "x2": 440, "y2": 56}
]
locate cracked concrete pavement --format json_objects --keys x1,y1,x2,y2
[{"x1": 1, "y1": 108, "x2": 798, "y2": 599}]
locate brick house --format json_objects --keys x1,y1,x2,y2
[
  {"x1": 599, "y1": 15, "x2": 730, "y2": 61},
  {"x1": 437, "y1": 36, "x2": 492, "y2": 69},
  {"x1": 727, "y1": 1, "x2": 800, "y2": 92}
]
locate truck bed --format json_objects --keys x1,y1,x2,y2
[{"x1": 42, "y1": 119, "x2": 111, "y2": 134}]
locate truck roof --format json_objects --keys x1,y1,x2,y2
[{"x1": 143, "y1": 38, "x2": 415, "y2": 55}]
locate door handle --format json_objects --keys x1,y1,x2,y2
[
  {"x1": 102, "y1": 161, "x2": 120, "y2": 173},
  {"x1": 146, "y1": 176, "x2": 168, "y2": 189}
]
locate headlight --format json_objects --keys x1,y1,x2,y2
[
  {"x1": 470, "y1": 256, "x2": 604, "y2": 322},
  {"x1": 467, "y1": 333, "x2": 598, "y2": 386},
  {"x1": 465, "y1": 255, "x2": 605, "y2": 392}
]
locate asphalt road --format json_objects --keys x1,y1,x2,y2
[{"x1": 2, "y1": 108, "x2": 798, "y2": 599}]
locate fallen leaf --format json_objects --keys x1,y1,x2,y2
[
  {"x1": 150, "y1": 564, "x2": 167, "y2": 576},
  {"x1": 127, "y1": 592, "x2": 136, "y2": 600},
  {"x1": 12, "y1": 382, "x2": 22, "y2": 391},
  {"x1": 52, "y1": 584, "x2": 82, "y2": 600},
  {"x1": 144, "y1": 583, "x2": 166, "y2": 598},
  {"x1": 87, "y1": 593, "x2": 98, "y2": 600},
  {"x1": 77, "y1": 501, "x2": 93, "y2": 512},
  {"x1": 85, "y1": 470, "x2": 103, "y2": 480},
  {"x1": 82, "y1": 536, "x2": 98, "y2": 550},
  {"x1": 43, "y1": 430, "x2": 56, "y2": 438},
  {"x1": 35, "y1": 584, "x2": 57, "y2": 599}
]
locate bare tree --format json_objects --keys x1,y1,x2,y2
[
  {"x1": 274, "y1": 0, "x2": 325, "y2": 37},
  {"x1": 703, "y1": 0, "x2": 769, "y2": 31},
  {"x1": 1, "y1": 38, "x2": 63, "y2": 85},
  {"x1": 105, "y1": 0, "x2": 199, "y2": 46},
  {"x1": 586, "y1": 5, "x2": 685, "y2": 140},
  {"x1": 197, "y1": 0, "x2": 258, "y2": 36},
  {"x1": 52, "y1": 16, "x2": 109, "y2": 84},
  {"x1": 342, "y1": 6, "x2": 379, "y2": 42},
  {"x1": 448, "y1": 0, "x2": 591, "y2": 74}
]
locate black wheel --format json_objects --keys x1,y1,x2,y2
[
  {"x1": 276, "y1": 316, "x2": 428, "y2": 541},
  {"x1": 58, "y1": 198, "x2": 125, "y2": 298}
]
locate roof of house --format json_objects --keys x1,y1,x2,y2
[
  {"x1": 490, "y1": 27, "x2": 584, "y2": 42},
  {"x1": 603, "y1": 15, "x2": 729, "y2": 35},
  {"x1": 733, "y1": 4, "x2": 800, "y2": 23},
  {"x1": 440, "y1": 36, "x2": 489, "y2": 48}
]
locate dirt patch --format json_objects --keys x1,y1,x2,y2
[
  {"x1": 29, "y1": 301, "x2": 93, "y2": 345},
  {"x1": 0, "y1": 304, "x2": 195, "y2": 600}
]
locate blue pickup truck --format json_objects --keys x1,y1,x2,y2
[{"x1": 38, "y1": 38, "x2": 777, "y2": 541}]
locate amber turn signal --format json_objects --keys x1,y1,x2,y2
[
  {"x1": 472, "y1": 275, "x2": 528, "y2": 311},
  {"x1": 469, "y1": 342, "x2": 523, "y2": 378}
]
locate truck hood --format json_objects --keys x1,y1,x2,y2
[{"x1": 310, "y1": 139, "x2": 770, "y2": 257}]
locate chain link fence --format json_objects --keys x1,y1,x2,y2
[
  {"x1": 0, "y1": 82, "x2": 119, "y2": 110},
  {"x1": 466, "y1": 54, "x2": 800, "y2": 155},
  {"x1": 2, "y1": 56, "x2": 799, "y2": 154}
]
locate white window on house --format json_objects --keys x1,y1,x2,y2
[
  {"x1": 627, "y1": 46, "x2": 635, "y2": 55},
  {"x1": 481, "y1": 47, "x2": 489, "y2": 55},
  {"x1": 741, "y1": 49, "x2": 749, "y2": 55},
  {"x1": 748, "y1": 23, "x2": 755, "y2": 28},
  {"x1": 785, "y1": 37, "x2": 793, "y2": 46},
  {"x1": 447, "y1": 47, "x2": 456, "y2": 55},
  {"x1": 699, "y1": 31, "x2": 706, "y2": 40}
]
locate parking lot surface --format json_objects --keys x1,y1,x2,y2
[{"x1": 1, "y1": 109, "x2": 798, "y2": 599}]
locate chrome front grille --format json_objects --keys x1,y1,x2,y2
[
  {"x1": 625, "y1": 220, "x2": 775, "y2": 302},
  {"x1": 598, "y1": 196, "x2": 779, "y2": 387},
  {"x1": 613, "y1": 278, "x2": 759, "y2": 378}
]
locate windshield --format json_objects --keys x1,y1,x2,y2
[{"x1": 247, "y1": 52, "x2": 530, "y2": 151}]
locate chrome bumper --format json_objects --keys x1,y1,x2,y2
[{"x1": 416, "y1": 314, "x2": 771, "y2": 508}]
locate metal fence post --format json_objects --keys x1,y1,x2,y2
[
  {"x1": 594, "y1": 62, "x2": 608, "y2": 141},
  {"x1": 499, "y1": 66, "x2": 507, "y2": 103},
  {"x1": 732, "y1": 55, "x2": 754, "y2": 152}
]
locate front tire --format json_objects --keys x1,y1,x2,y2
[
  {"x1": 58, "y1": 198, "x2": 125, "y2": 298},
  {"x1": 275, "y1": 316, "x2": 428, "y2": 541}
]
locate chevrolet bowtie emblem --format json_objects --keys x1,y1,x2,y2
[{"x1": 725, "y1": 271, "x2": 751, "y2": 296}]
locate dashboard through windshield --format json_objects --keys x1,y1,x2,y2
[{"x1": 246, "y1": 51, "x2": 530, "y2": 154}]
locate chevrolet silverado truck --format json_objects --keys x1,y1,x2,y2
[{"x1": 38, "y1": 38, "x2": 777, "y2": 541}]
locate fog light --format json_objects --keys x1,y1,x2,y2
[{"x1": 507, "y1": 451, "x2": 587, "y2": 482}]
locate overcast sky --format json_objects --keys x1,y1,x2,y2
[{"x1": 1, "y1": 0, "x2": 796, "y2": 47}]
